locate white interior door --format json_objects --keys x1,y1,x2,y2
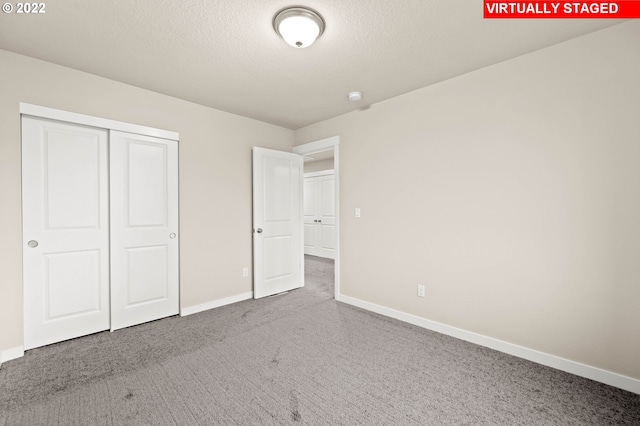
[
  {"x1": 109, "y1": 131, "x2": 179, "y2": 330},
  {"x1": 253, "y1": 147, "x2": 303, "y2": 299},
  {"x1": 22, "y1": 116, "x2": 110, "y2": 350},
  {"x1": 303, "y1": 172, "x2": 336, "y2": 259}
]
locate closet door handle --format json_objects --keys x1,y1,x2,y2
[
  {"x1": 27, "y1": 240, "x2": 39, "y2": 248},
  {"x1": 169, "y1": 233, "x2": 176, "y2": 239},
  {"x1": 256, "y1": 228, "x2": 263, "y2": 234}
]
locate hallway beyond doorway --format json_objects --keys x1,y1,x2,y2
[{"x1": 304, "y1": 255, "x2": 334, "y2": 299}]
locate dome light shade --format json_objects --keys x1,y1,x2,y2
[{"x1": 274, "y1": 7, "x2": 325, "y2": 48}]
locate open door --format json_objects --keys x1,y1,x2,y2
[{"x1": 252, "y1": 147, "x2": 303, "y2": 298}]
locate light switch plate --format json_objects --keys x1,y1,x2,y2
[
  {"x1": 417, "y1": 285, "x2": 426, "y2": 298},
  {"x1": 355, "y1": 208, "x2": 361, "y2": 218}
]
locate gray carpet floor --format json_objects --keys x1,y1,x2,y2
[{"x1": 1, "y1": 255, "x2": 639, "y2": 425}]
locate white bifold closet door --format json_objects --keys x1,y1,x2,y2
[
  {"x1": 22, "y1": 117, "x2": 179, "y2": 350},
  {"x1": 303, "y1": 173, "x2": 336, "y2": 259}
]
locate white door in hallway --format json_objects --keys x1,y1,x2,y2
[
  {"x1": 109, "y1": 131, "x2": 180, "y2": 331},
  {"x1": 252, "y1": 147, "x2": 303, "y2": 298},
  {"x1": 22, "y1": 117, "x2": 110, "y2": 350},
  {"x1": 303, "y1": 172, "x2": 336, "y2": 259}
]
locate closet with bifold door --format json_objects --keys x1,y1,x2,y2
[
  {"x1": 303, "y1": 170, "x2": 336, "y2": 259},
  {"x1": 21, "y1": 107, "x2": 179, "y2": 350}
]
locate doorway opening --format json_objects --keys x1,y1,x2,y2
[{"x1": 293, "y1": 136, "x2": 340, "y2": 300}]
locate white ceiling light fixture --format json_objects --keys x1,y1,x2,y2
[{"x1": 273, "y1": 6, "x2": 325, "y2": 48}]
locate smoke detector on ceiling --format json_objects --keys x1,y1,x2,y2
[{"x1": 348, "y1": 91, "x2": 363, "y2": 102}]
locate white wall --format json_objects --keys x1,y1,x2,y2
[
  {"x1": 0, "y1": 50, "x2": 293, "y2": 354},
  {"x1": 295, "y1": 22, "x2": 640, "y2": 380},
  {"x1": 304, "y1": 158, "x2": 334, "y2": 173}
]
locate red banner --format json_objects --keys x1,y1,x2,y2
[{"x1": 484, "y1": 1, "x2": 640, "y2": 18}]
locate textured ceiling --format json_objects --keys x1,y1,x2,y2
[{"x1": 0, "y1": 0, "x2": 622, "y2": 129}]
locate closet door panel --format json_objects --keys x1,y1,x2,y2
[
  {"x1": 303, "y1": 179, "x2": 317, "y2": 252},
  {"x1": 319, "y1": 175, "x2": 336, "y2": 256},
  {"x1": 22, "y1": 117, "x2": 110, "y2": 350},
  {"x1": 110, "y1": 131, "x2": 179, "y2": 331}
]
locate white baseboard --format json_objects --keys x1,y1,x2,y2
[
  {"x1": 0, "y1": 346, "x2": 25, "y2": 364},
  {"x1": 339, "y1": 295, "x2": 640, "y2": 395},
  {"x1": 180, "y1": 292, "x2": 253, "y2": 317}
]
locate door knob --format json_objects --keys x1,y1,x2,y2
[
  {"x1": 27, "y1": 240, "x2": 39, "y2": 248},
  {"x1": 256, "y1": 228, "x2": 263, "y2": 234},
  {"x1": 169, "y1": 233, "x2": 176, "y2": 239}
]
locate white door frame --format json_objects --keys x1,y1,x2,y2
[
  {"x1": 304, "y1": 169, "x2": 335, "y2": 179},
  {"x1": 293, "y1": 136, "x2": 341, "y2": 301}
]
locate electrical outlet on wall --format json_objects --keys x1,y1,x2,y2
[
  {"x1": 417, "y1": 285, "x2": 426, "y2": 298},
  {"x1": 242, "y1": 267, "x2": 249, "y2": 277}
]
